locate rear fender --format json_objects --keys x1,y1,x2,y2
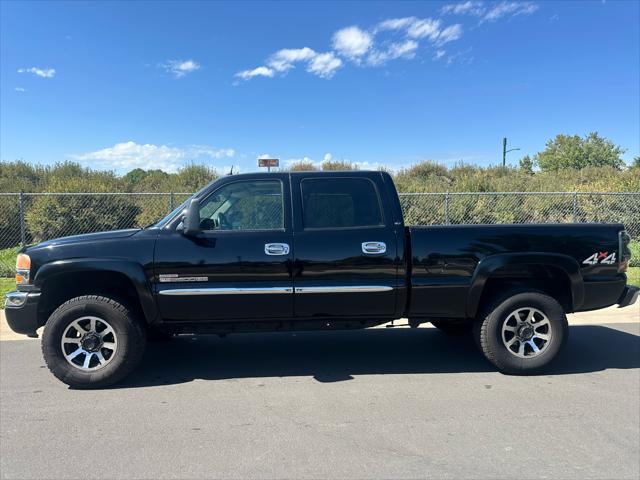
[{"x1": 466, "y1": 253, "x2": 583, "y2": 317}]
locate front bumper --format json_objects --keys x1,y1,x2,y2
[
  {"x1": 617, "y1": 285, "x2": 639, "y2": 309},
  {"x1": 4, "y1": 291, "x2": 41, "y2": 337}
]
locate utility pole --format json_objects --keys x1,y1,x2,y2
[{"x1": 502, "y1": 137, "x2": 520, "y2": 167}]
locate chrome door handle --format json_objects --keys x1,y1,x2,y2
[
  {"x1": 362, "y1": 241, "x2": 386, "y2": 255},
  {"x1": 265, "y1": 243, "x2": 290, "y2": 255}
]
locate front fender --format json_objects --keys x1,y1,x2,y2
[
  {"x1": 34, "y1": 258, "x2": 157, "y2": 323},
  {"x1": 466, "y1": 253, "x2": 583, "y2": 317}
]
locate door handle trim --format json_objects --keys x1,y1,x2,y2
[
  {"x1": 361, "y1": 241, "x2": 386, "y2": 255},
  {"x1": 265, "y1": 243, "x2": 290, "y2": 255}
]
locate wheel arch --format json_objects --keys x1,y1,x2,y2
[
  {"x1": 34, "y1": 259, "x2": 157, "y2": 327},
  {"x1": 466, "y1": 253, "x2": 583, "y2": 318}
]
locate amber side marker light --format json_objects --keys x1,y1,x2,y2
[{"x1": 15, "y1": 254, "x2": 30, "y2": 285}]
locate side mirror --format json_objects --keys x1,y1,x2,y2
[{"x1": 182, "y1": 199, "x2": 201, "y2": 236}]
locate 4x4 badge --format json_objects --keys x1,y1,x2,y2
[{"x1": 582, "y1": 252, "x2": 616, "y2": 265}]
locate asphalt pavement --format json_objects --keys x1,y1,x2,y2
[{"x1": 1, "y1": 323, "x2": 639, "y2": 480}]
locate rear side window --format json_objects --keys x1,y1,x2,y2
[{"x1": 301, "y1": 178, "x2": 383, "y2": 229}]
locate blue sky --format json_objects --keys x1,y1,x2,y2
[{"x1": 1, "y1": 0, "x2": 639, "y2": 174}]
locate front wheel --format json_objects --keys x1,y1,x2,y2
[
  {"x1": 42, "y1": 295, "x2": 146, "y2": 389},
  {"x1": 474, "y1": 292, "x2": 568, "y2": 375}
]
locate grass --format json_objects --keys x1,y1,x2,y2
[
  {"x1": 1, "y1": 247, "x2": 19, "y2": 308},
  {"x1": 626, "y1": 267, "x2": 640, "y2": 288},
  {"x1": 1, "y1": 277, "x2": 15, "y2": 307},
  {"x1": 629, "y1": 240, "x2": 640, "y2": 268},
  {"x1": 0, "y1": 246, "x2": 19, "y2": 278}
]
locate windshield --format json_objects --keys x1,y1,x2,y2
[{"x1": 149, "y1": 182, "x2": 214, "y2": 229}]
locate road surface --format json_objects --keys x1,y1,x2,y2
[{"x1": 1, "y1": 320, "x2": 638, "y2": 479}]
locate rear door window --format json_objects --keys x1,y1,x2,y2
[{"x1": 301, "y1": 178, "x2": 384, "y2": 229}]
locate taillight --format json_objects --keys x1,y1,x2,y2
[
  {"x1": 618, "y1": 230, "x2": 632, "y2": 273},
  {"x1": 15, "y1": 253, "x2": 30, "y2": 285}
]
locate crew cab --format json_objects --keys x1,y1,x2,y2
[{"x1": 5, "y1": 171, "x2": 638, "y2": 388}]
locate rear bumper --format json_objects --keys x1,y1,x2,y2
[
  {"x1": 617, "y1": 286, "x2": 639, "y2": 309},
  {"x1": 4, "y1": 291, "x2": 41, "y2": 337}
]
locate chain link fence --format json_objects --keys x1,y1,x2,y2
[{"x1": 1, "y1": 191, "x2": 638, "y2": 276}]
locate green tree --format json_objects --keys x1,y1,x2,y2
[
  {"x1": 519, "y1": 155, "x2": 534, "y2": 173},
  {"x1": 631, "y1": 156, "x2": 640, "y2": 169},
  {"x1": 534, "y1": 132, "x2": 626, "y2": 172},
  {"x1": 172, "y1": 165, "x2": 218, "y2": 192}
]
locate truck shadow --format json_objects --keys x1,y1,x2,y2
[{"x1": 119, "y1": 324, "x2": 640, "y2": 388}]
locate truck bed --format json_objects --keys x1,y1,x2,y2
[{"x1": 407, "y1": 223, "x2": 626, "y2": 318}]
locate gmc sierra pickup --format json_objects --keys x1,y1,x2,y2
[{"x1": 5, "y1": 171, "x2": 638, "y2": 388}]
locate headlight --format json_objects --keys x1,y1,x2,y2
[{"x1": 16, "y1": 254, "x2": 30, "y2": 285}]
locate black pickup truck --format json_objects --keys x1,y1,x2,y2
[{"x1": 5, "y1": 171, "x2": 638, "y2": 388}]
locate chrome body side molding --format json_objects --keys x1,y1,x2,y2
[
  {"x1": 158, "y1": 287, "x2": 294, "y2": 296},
  {"x1": 158, "y1": 285, "x2": 394, "y2": 296},
  {"x1": 295, "y1": 286, "x2": 393, "y2": 294}
]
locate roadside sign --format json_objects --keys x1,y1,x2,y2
[
  {"x1": 258, "y1": 158, "x2": 279, "y2": 168},
  {"x1": 258, "y1": 158, "x2": 279, "y2": 172}
]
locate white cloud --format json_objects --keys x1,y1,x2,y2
[
  {"x1": 446, "y1": 47, "x2": 474, "y2": 66},
  {"x1": 307, "y1": 52, "x2": 342, "y2": 78},
  {"x1": 71, "y1": 141, "x2": 234, "y2": 173},
  {"x1": 268, "y1": 47, "x2": 317, "y2": 72},
  {"x1": 441, "y1": 1, "x2": 485, "y2": 16},
  {"x1": 375, "y1": 16, "x2": 462, "y2": 46},
  {"x1": 236, "y1": 49, "x2": 340, "y2": 81},
  {"x1": 482, "y1": 2, "x2": 539, "y2": 22},
  {"x1": 235, "y1": 66, "x2": 275, "y2": 80},
  {"x1": 323, "y1": 153, "x2": 333, "y2": 162},
  {"x1": 433, "y1": 50, "x2": 446, "y2": 60},
  {"x1": 368, "y1": 40, "x2": 418, "y2": 66},
  {"x1": 436, "y1": 24, "x2": 463, "y2": 45},
  {"x1": 332, "y1": 26, "x2": 373, "y2": 60},
  {"x1": 406, "y1": 18, "x2": 442, "y2": 41},
  {"x1": 235, "y1": 12, "x2": 481, "y2": 81},
  {"x1": 440, "y1": 1, "x2": 539, "y2": 22},
  {"x1": 17, "y1": 67, "x2": 55, "y2": 78},
  {"x1": 14, "y1": 87, "x2": 26, "y2": 92},
  {"x1": 376, "y1": 17, "x2": 418, "y2": 32},
  {"x1": 160, "y1": 59, "x2": 201, "y2": 78}
]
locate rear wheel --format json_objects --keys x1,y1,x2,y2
[
  {"x1": 42, "y1": 295, "x2": 146, "y2": 389},
  {"x1": 474, "y1": 291, "x2": 568, "y2": 374}
]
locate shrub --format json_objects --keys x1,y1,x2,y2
[
  {"x1": 629, "y1": 240, "x2": 640, "y2": 268},
  {"x1": 26, "y1": 194, "x2": 140, "y2": 242},
  {"x1": 24, "y1": 166, "x2": 140, "y2": 242}
]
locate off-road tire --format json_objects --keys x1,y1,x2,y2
[
  {"x1": 42, "y1": 295, "x2": 146, "y2": 389},
  {"x1": 473, "y1": 291, "x2": 568, "y2": 375}
]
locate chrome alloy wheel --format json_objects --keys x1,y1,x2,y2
[
  {"x1": 501, "y1": 307, "x2": 552, "y2": 358},
  {"x1": 61, "y1": 316, "x2": 118, "y2": 371}
]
